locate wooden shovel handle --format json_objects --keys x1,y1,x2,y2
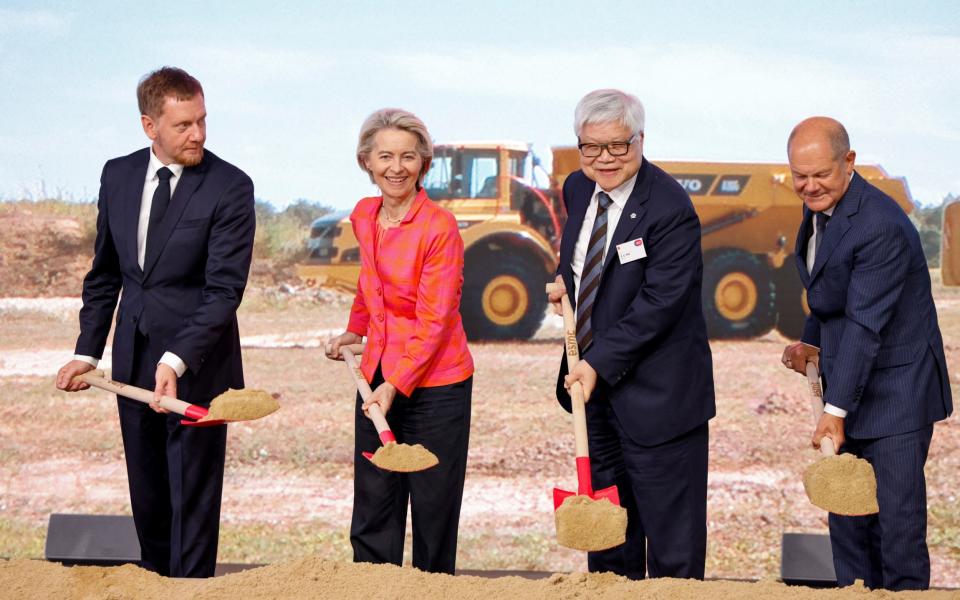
[
  {"x1": 805, "y1": 361, "x2": 836, "y2": 457},
  {"x1": 77, "y1": 370, "x2": 201, "y2": 418},
  {"x1": 547, "y1": 283, "x2": 589, "y2": 459},
  {"x1": 341, "y1": 346, "x2": 392, "y2": 437}
]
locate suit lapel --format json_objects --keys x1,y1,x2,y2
[
  {"x1": 142, "y1": 159, "x2": 207, "y2": 279},
  {"x1": 808, "y1": 172, "x2": 864, "y2": 282},
  {"x1": 795, "y1": 208, "x2": 812, "y2": 287},
  {"x1": 602, "y1": 158, "x2": 651, "y2": 275},
  {"x1": 560, "y1": 179, "x2": 590, "y2": 304},
  {"x1": 125, "y1": 150, "x2": 150, "y2": 276}
]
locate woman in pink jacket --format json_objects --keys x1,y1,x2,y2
[{"x1": 326, "y1": 108, "x2": 473, "y2": 574}]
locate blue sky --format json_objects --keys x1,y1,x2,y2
[{"x1": 1, "y1": 1, "x2": 957, "y2": 209}]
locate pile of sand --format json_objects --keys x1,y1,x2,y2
[
  {"x1": 555, "y1": 495, "x2": 628, "y2": 551},
  {"x1": 803, "y1": 454, "x2": 879, "y2": 516},
  {"x1": 1, "y1": 557, "x2": 955, "y2": 599},
  {"x1": 370, "y1": 442, "x2": 439, "y2": 472},
  {"x1": 201, "y1": 389, "x2": 280, "y2": 422}
]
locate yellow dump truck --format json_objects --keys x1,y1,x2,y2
[{"x1": 297, "y1": 142, "x2": 914, "y2": 340}]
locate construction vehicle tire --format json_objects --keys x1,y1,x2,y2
[
  {"x1": 461, "y1": 254, "x2": 547, "y2": 340},
  {"x1": 702, "y1": 249, "x2": 776, "y2": 339},
  {"x1": 773, "y1": 261, "x2": 809, "y2": 340}
]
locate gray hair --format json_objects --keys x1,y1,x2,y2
[
  {"x1": 356, "y1": 108, "x2": 433, "y2": 184},
  {"x1": 574, "y1": 89, "x2": 645, "y2": 138}
]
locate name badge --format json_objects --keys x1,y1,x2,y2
[{"x1": 616, "y1": 238, "x2": 647, "y2": 264}]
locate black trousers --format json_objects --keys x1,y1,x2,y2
[
  {"x1": 350, "y1": 368, "x2": 472, "y2": 574},
  {"x1": 117, "y1": 331, "x2": 227, "y2": 578},
  {"x1": 584, "y1": 395, "x2": 709, "y2": 580},
  {"x1": 829, "y1": 425, "x2": 934, "y2": 591}
]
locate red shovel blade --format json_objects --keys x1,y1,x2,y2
[
  {"x1": 179, "y1": 404, "x2": 225, "y2": 427},
  {"x1": 553, "y1": 457, "x2": 622, "y2": 510},
  {"x1": 181, "y1": 418, "x2": 227, "y2": 427},
  {"x1": 361, "y1": 430, "x2": 396, "y2": 463},
  {"x1": 553, "y1": 485, "x2": 621, "y2": 510},
  {"x1": 553, "y1": 487, "x2": 575, "y2": 510}
]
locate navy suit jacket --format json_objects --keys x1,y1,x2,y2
[
  {"x1": 75, "y1": 147, "x2": 256, "y2": 405},
  {"x1": 797, "y1": 172, "x2": 951, "y2": 438},
  {"x1": 555, "y1": 159, "x2": 716, "y2": 446}
]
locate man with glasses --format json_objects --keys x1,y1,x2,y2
[{"x1": 548, "y1": 89, "x2": 715, "y2": 579}]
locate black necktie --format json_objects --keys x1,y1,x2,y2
[
  {"x1": 145, "y1": 167, "x2": 173, "y2": 265},
  {"x1": 814, "y1": 212, "x2": 829, "y2": 257}
]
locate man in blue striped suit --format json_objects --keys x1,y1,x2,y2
[{"x1": 782, "y1": 117, "x2": 952, "y2": 590}]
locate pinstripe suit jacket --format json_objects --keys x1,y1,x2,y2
[{"x1": 797, "y1": 172, "x2": 952, "y2": 438}]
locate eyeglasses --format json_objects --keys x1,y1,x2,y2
[{"x1": 577, "y1": 136, "x2": 637, "y2": 158}]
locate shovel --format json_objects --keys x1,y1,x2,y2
[
  {"x1": 340, "y1": 344, "x2": 438, "y2": 472},
  {"x1": 75, "y1": 370, "x2": 225, "y2": 427},
  {"x1": 802, "y1": 361, "x2": 879, "y2": 516},
  {"x1": 545, "y1": 283, "x2": 620, "y2": 509}
]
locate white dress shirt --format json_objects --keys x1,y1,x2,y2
[
  {"x1": 570, "y1": 169, "x2": 639, "y2": 300},
  {"x1": 806, "y1": 203, "x2": 844, "y2": 418},
  {"x1": 75, "y1": 149, "x2": 188, "y2": 378}
]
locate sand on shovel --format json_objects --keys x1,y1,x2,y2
[
  {"x1": 199, "y1": 389, "x2": 279, "y2": 422},
  {"x1": 803, "y1": 453, "x2": 879, "y2": 515},
  {"x1": 555, "y1": 495, "x2": 628, "y2": 551},
  {"x1": 369, "y1": 441, "x2": 439, "y2": 472}
]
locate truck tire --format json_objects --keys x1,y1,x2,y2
[
  {"x1": 702, "y1": 249, "x2": 775, "y2": 339},
  {"x1": 774, "y1": 261, "x2": 809, "y2": 340},
  {"x1": 461, "y1": 254, "x2": 548, "y2": 340}
]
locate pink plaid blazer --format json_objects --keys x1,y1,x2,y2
[{"x1": 347, "y1": 189, "x2": 473, "y2": 395}]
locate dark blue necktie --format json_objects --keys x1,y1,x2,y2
[
  {"x1": 576, "y1": 192, "x2": 612, "y2": 350},
  {"x1": 814, "y1": 211, "x2": 829, "y2": 257}
]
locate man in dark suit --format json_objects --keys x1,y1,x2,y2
[
  {"x1": 781, "y1": 117, "x2": 951, "y2": 591},
  {"x1": 547, "y1": 89, "x2": 716, "y2": 579},
  {"x1": 55, "y1": 67, "x2": 256, "y2": 578}
]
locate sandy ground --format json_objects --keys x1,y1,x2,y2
[{"x1": 1, "y1": 287, "x2": 958, "y2": 586}]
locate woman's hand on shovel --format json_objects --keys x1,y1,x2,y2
[
  {"x1": 363, "y1": 381, "x2": 397, "y2": 417},
  {"x1": 812, "y1": 411, "x2": 845, "y2": 453},
  {"x1": 325, "y1": 331, "x2": 363, "y2": 361},
  {"x1": 56, "y1": 360, "x2": 95, "y2": 392}
]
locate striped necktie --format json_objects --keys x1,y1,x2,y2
[{"x1": 576, "y1": 191, "x2": 612, "y2": 350}]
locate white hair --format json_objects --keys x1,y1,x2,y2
[{"x1": 574, "y1": 89, "x2": 645, "y2": 138}]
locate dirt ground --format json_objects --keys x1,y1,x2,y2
[
  {"x1": 4, "y1": 557, "x2": 960, "y2": 600},
  {"x1": 0, "y1": 208, "x2": 958, "y2": 590}
]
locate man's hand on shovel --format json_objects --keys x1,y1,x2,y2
[
  {"x1": 782, "y1": 341, "x2": 819, "y2": 375},
  {"x1": 813, "y1": 411, "x2": 845, "y2": 455},
  {"x1": 152, "y1": 364, "x2": 176, "y2": 414},
  {"x1": 564, "y1": 360, "x2": 598, "y2": 403},
  {"x1": 547, "y1": 275, "x2": 566, "y2": 316},
  {"x1": 56, "y1": 360, "x2": 95, "y2": 392}
]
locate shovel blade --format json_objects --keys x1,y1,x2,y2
[
  {"x1": 181, "y1": 418, "x2": 226, "y2": 427},
  {"x1": 362, "y1": 451, "x2": 375, "y2": 462},
  {"x1": 593, "y1": 484, "x2": 621, "y2": 506},
  {"x1": 553, "y1": 487, "x2": 575, "y2": 510},
  {"x1": 553, "y1": 484, "x2": 621, "y2": 510}
]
